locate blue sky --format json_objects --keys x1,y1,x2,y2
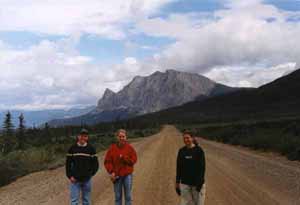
[{"x1": 0, "y1": 0, "x2": 300, "y2": 110}]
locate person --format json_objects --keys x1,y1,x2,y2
[
  {"x1": 176, "y1": 131, "x2": 206, "y2": 205},
  {"x1": 104, "y1": 129, "x2": 137, "y2": 205},
  {"x1": 66, "y1": 128, "x2": 99, "y2": 205}
]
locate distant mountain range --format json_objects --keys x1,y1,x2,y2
[
  {"x1": 49, "y1": 69, "x2": 238, "y2": 126},
  {"x1": 130, "y1": 68, "x2": 300, "y2": 124},
  {"x1": 0, "y1": 106, "x2": 95, "y2": 127}
]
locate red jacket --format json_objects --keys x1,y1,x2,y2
[{"x1": 104, "y1": 142, "x2": 137, "y2": 177}]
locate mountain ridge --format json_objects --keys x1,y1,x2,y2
[
  {"x1": 96, "y1": 69, "x2": 237, "y2": 114},
  {"x1": 49, "y1": 69, "x2": 238, "y2": 126},
  {"x1": 129, "y1": 68, "x2": 300, "y2": 124}
]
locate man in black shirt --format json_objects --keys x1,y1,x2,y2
[
  {"x1": 176, "y1": 131, "x2": 206, "y2": 205},
  {"x1": 66, "y1": 128, "x2": 99, "y2": 205}
]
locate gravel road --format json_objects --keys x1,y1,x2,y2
[{"x1": 0, "y1": 125, "x2": 299, "y2": 205}]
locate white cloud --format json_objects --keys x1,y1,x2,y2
[
  {"x1": 0, "y1": 0, "x2": 180, "y2": 110},
  {"x1": 136, "y1": 1, "x2": 300, "y2": 73},
  {"x1": 204, "y1": 63, "x2": 297, "y2": 88},
  {"x1": 1, "y1": 0, "x2": 300, "y2": 110},
  {"x1": 0, "y1": 0, "x2": 175, "y2": 39},
  {"x1": 0, "y1": 38, "x2": 156, "y2": 110}
]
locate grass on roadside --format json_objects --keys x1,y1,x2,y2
[{"x1": 0, "y1": 127, "x2": 160, "y2": 187}]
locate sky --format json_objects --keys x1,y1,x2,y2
[{"x1": 0, "y1": 0, "x2": 300, "y2": 110}]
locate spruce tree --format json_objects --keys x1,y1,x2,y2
[
  {"x1": 3, "y1": 111, "x2": 14, "y2": 137},
  {"x1": 2, "y1": 111, "x2": 15, "y2": 154},
  {"x1": 17, "y1": 113, "x2": 26, "y2": 149}
]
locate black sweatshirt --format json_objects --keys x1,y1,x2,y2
[
  {"x1": 66, "y1": 143, "x2": 99, "y2": 182},
  {"x1": 176, "y1": 145, "x2": 206, "y2": 188}
]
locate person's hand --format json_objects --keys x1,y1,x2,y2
[
  {"x1": 70, "y1": 176, "x2": 76, "y2": 183},
  {"x1": 110, "y1": 172, "x2": 116, "y2": 183},
  {"x1": 196, "y1": 185, "x2": 202, "y2": 192},
  {"x1": 122, "y1": 155, "x2": 132, "y2": 164},
  {"x1": 123, "y1": 155, "x2": 130, "y2": 161},
  {"x1": 175, "y1": 183, "x2": 181, "y2": 196}
]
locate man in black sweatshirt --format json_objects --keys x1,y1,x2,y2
[
  {"x1": 176, "y1": 131, "x2": 206, "y2": 205},
  {"x1": 66, "y1": 128, "x2": 99, "y2": 205}
]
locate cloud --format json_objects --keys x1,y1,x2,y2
[
  {"x1": 0, "y1": 0, "x2": 180, "y2": 110},
  {"x1": 1, "y1": 0, "x2": 300, "y2": 110},
  {"x1": 136, "y1": 1, "x2": 300, "y2": 73},
  {"x1": 204, "y1": 63, "x2": 297, "y2": 88},
  {"x1": 0, "y1": 0, "x2": 175, "y2": 39},
  {"x1": 0, "y1": 38, "x2": 157, "y2": 110}
]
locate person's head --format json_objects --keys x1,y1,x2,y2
[
  {"x1": 183, "y1": 131, "x2": 195, "y2": 147},
  {"x1": 116, "y1": 129, "x2": 127, "y2": 145},
  {"x1": 77, "y1": 128, "x2": 89, "y2": 145}
]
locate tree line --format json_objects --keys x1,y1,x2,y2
[
  {"x1": 0, "y1": 111, "x2": 161, "y2": 155},
  {"x1": 0, "y1": 111, "x2": 80, "y2": 155},
  {"x1": 1, "y1": 111, "x2": 25, "y2": 154},
  {"x1": 0, "y1": 111, "x2": 160, "y2": 186}
]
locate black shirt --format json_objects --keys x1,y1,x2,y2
[
  {"x1": 65, "y1": 143, "x2": 99, "y2": 182},
  {"x1": 176, "y1": 145, "x2": 206, "y2": 188}
]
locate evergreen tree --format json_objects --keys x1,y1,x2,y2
[
  {"x1": 1, "y1": 111, "x2": 15, "y2": 154},
  {"x1": 17, "y1": 113, "x2": 26, "y2": 149},
  {"x1": 3, "y1": 111, "x2": 14, "y2": 137}
]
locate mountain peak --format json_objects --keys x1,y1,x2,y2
[
  {"x1": 102, "y1": 88, "x2": 115, "y2": 99},
  {"x1": 151, "y1": 70, "x2": 163, "y2": 76}
]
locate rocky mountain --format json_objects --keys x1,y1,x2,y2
[
  {"x1": 130, "y1": 68, "x2": 300, "y2": 124},
  {"x1": 96, "y1": 69, "x2": 237, "y2": 114},
  {"x1": 49, "y1": 69, "x2": 237, "y2": 126}
]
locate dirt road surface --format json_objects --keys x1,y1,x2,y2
[{"x1": 0, "y1": 125, "x2": 300, "y2": 205}]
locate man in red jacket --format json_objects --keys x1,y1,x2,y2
[{"x1": 104, "y1": 129, "x2": 137, "y2": 205}]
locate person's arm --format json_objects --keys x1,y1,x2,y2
[
  {"x1": 91, "y1": 147, "x2": 99, "y2": 176},
  {"x1": 176, "y1": 149, "x2": 182, "y2": 184},
  {"x1": 66, "y1": 146, "x2": 74, "y2": 179},
  {"x1": 196, "y1": 147, "x2": 206, "y2": 192},
  {"x1": 104, "y1": 145, "x2": 114, "y2": 174},
  {"x1": 123, "y1": 145, "x2": 137, "y2": 166},
  {"x1": 175, "y1": 149, "x2": 182, "y2": 196},
  {"x1": 200, "y1": 148, "x2": 206, "y2": 183}
]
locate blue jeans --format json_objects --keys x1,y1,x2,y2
[
  {"x1": 114, "y1": 174, "x2": 133, "y2": 205},
  {"x1": 70, "y1": 179, "x2": 91, "y2": 205}
]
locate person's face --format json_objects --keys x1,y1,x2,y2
[
  {"x1": 117, "y1": 131, "x2": 127, "y2": 144},
  {"x1": 78, "y1": 134, "x2": 88, "y2": 144},
  {"x1": 183, "y1": 134, "x2": 193, "y2": 146}
]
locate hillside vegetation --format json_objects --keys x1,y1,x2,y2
[
  {"x1": 177, "y1": 118, "x2": 300, "y2": 161},
  {"x1": 0, "y1": 118, "x2": 160, "y2": 187}
]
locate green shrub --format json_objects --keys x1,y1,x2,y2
[
  {"x1": 0, "y1": 127, "x2": 160, "y2": 187},
  {"x1": 177, "y1": 119, "x2": 300, "y2": 161}
]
